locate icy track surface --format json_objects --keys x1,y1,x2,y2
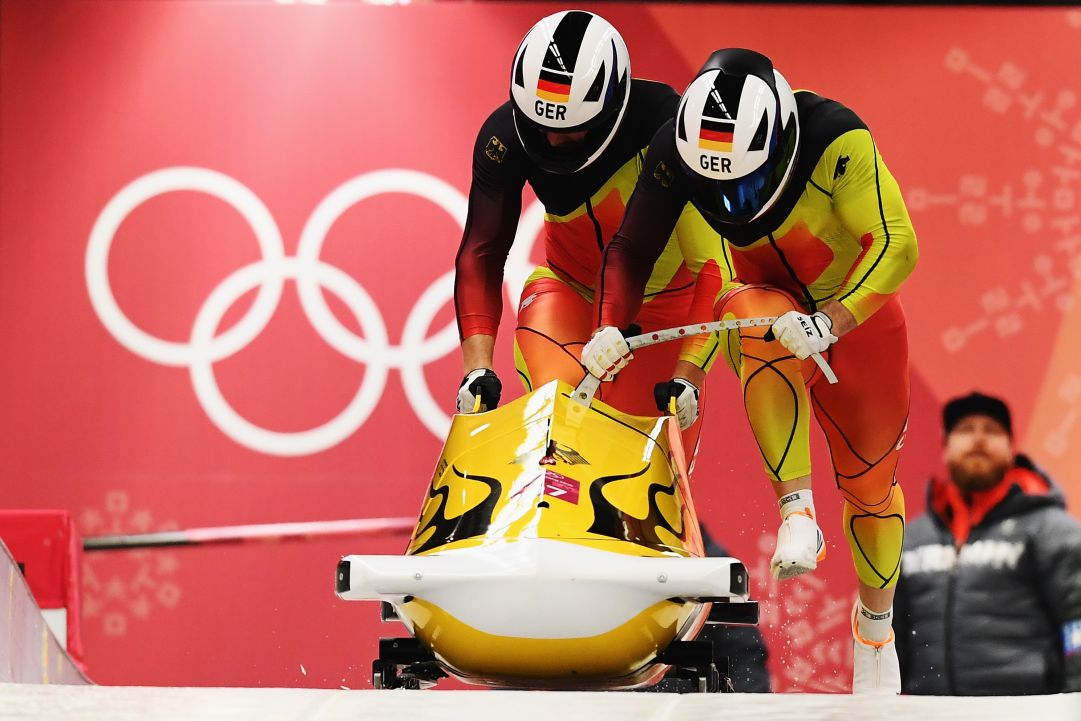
[{"x1": 2, "y1": 684, "x2": 1080, "y2": 721}]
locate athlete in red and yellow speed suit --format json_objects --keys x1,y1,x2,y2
[
  {"x1": 454, "y1": 79, "x2": 728, "y2": 460},
  {"x1": 597, "y1": 90, "x2": 918, "y2": 593}
]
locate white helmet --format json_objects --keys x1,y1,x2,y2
[
  {"x1": 674, "y1": 49, "x2": 800, "y2": 223},
  {"x1": 510, "y1": 11, "x2": 631, "y2": 174}
]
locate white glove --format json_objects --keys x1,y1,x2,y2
[
  {"x1": 654, "y1": 378, "x2": 700, "y2": 430},
  {"x1": 770, "y1": 311, "x2": 838, "y2": 360},
  {"x1": 581, "y1": 326, "x2": 633, "y2": 381},
  {"x1": 455, "y1": 368, "x2": 502, "y2": 413}
]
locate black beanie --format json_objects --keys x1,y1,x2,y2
[{"x1": 943, "y1": 392, "x2": 1012, "y2": 436}]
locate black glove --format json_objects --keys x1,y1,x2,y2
[
  {"x1": 456, "y1": 369, "x2": 502, "y2": 413},
  {"x1": 653, "y1": 378, "x2": 700, "y2": 430}
]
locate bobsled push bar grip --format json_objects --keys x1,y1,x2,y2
[
  {"x1": 762, "y1": 324, "x2": 838, "y2": 385},
  {"x1": 809, "y1": 351, "x2": 838, "y2": 384},
  {"x1": 629, "y1": 317, "x2": 842, "y2": 386},
  {"x1": 573, "y1": 316, "x2": 838, "y2": 405}
]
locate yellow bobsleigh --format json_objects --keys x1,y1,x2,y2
[{"x1": 337, "y1": 322, "x2": 770, "y2": 692}]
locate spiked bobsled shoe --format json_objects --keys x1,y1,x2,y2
[
  {"x1": 851, "y1": 603, "x2": 901, "y2": 694},
  {"x1": 769, "y1": 509, "x2": 825, "y2": 581}
]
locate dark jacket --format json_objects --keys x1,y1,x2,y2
[{"x1": 894, "y1": 455, "x2": 1081, "y2": 695}]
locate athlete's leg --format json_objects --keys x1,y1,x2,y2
[
  {"x1": 810, "y1": 297, "x2": 909, "y2": 593},
  {"x1": 513, "y1": 274, "x2": 594, "y2": 392},
  {"x1": 715, "y1": 284, "x2": 821, "y2": 484},
  {"x1": 512, "y1": 273, "x2": 686, "y2": 413},
  {"x1": 714, "y1": 284, "x2": 825, "y2": 579},
  {"x1": 809, "y1": 296, "x2": 909, "y2": 693},
  {"x1": 515, "y1": 273, "x2": 709, "y2": 468}
]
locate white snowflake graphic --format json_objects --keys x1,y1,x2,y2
[
  {"x1": 912, "y1": 47, "x2": 1081, "y2": 359},
  {"x1": 909, "y1": 44, "x2": 1081, "y2": 457},
  {"x1": 79, "y1": 491, "x2": 182, "y2": 637}
]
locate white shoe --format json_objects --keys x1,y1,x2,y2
[
  {"x1": 770, "y1": 509, "x2": 825, "y2": 580},
  {"x1": 851, "y1": 606, "x2": 901, "y2": 694}
]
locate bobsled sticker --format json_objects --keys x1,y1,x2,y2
[{"x1": 544, "y1": 470, "x2": 580, "y2": 504}]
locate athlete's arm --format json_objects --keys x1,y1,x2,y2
[
  {"x1": 671, "y1": 203, "x2": 727, "y2": 377},
  {"x1": 818, "y1": 299, "x2": 858, "y2": 337},
  {"x1": 828, "y1": 129, "x2": 919, "y2": 328},
  {"x1": 625, "y1": 86, "x2": 725, "y2": 381},
  {"x1": 454, "y1": 111, "x2": 526, "y2": 372},
  {"x1": 596, "y1": 124, "x2": 688, "y2": 331},
  {"x1": 461, "y1": 334, "x2": 496, "y2": 374}
]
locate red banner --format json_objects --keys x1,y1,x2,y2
[{"x1": 2, "y1": 1, "x2": 1079, "y2": 691}]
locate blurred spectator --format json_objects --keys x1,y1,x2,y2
[{"x1": 894, "y1": 392, "x2": 1081, "y2": 694}]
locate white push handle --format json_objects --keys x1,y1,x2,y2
[{"x1": 572, "y1": 316, "x2": 837, "y2": 406}]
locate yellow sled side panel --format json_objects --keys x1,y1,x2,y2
[{"x1": 407, "y1": 381, "x2": 703, "y2": 558}]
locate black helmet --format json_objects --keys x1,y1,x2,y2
[{"x1": 674, "y1": 49, "x2": 799, "y2": 224}]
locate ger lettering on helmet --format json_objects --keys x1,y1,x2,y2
[
  {"x1": 509, "y1": 11, "x2": 631, "y2": 175},
  {"x1": 674, "y1": 49, "x2": 800, "y2": 224}
]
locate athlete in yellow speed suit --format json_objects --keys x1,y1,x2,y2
[{"x1": 585, "y1": 49, "x2": 918, "y2": 693}]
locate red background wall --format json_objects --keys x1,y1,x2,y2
[{"x1": 1, "y1": 1, "x2": 1079, "y2": 692}]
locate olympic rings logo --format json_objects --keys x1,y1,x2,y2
[{"x1": 86, "y1": 167, "x2": 545, "y2": 456}]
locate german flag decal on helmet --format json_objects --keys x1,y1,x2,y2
[
  {"x1": 537, "y1": 69, "x2": 572, "y2": 103},
  {"x1": 698, "y1": 119, "x2": 734, "y2": 152}
]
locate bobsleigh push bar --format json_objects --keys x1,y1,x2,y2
[{"x1": 573, "y1": 316, "x2": 838, "y2": 406}]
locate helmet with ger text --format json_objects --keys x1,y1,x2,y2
[
  {"x1": 674, "y1": 49, "x2": 800, "y2": 224},
  {"x1": 509, "y1": 11, "x2": 631, "y2": 174}
]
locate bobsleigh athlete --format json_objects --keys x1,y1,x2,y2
[
  {"x1": 453, "y1": 10, "x2": 728, "y2": 460},
  {"x1": 583, "y1": 49, "x2": 918, "y2": 693}
]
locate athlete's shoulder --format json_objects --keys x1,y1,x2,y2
[
  {"x1": 470, "y1": 101, "x2": 526, "y2": 183},
  {"x1": 794, "y1": 91, "x2": 867, "y2": 156},
  {"x1": 724, "y1": 92, "x2": 868, "y2": 239},
  {"x1": 638, "y1": 117, "x2": 686, "y2": 197},
  {"x1": 620, "y1": 78, "x2": 679, "y2": 139},
  {"x1": 629, "y1": 77, "x2": 679, "y2": 105},
  {"x1": 648, "y1": 116, "x2": 678, "y2": 158},
  {"x1": 474, "y1": 101, "x2": 519, "y2": 145}
]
